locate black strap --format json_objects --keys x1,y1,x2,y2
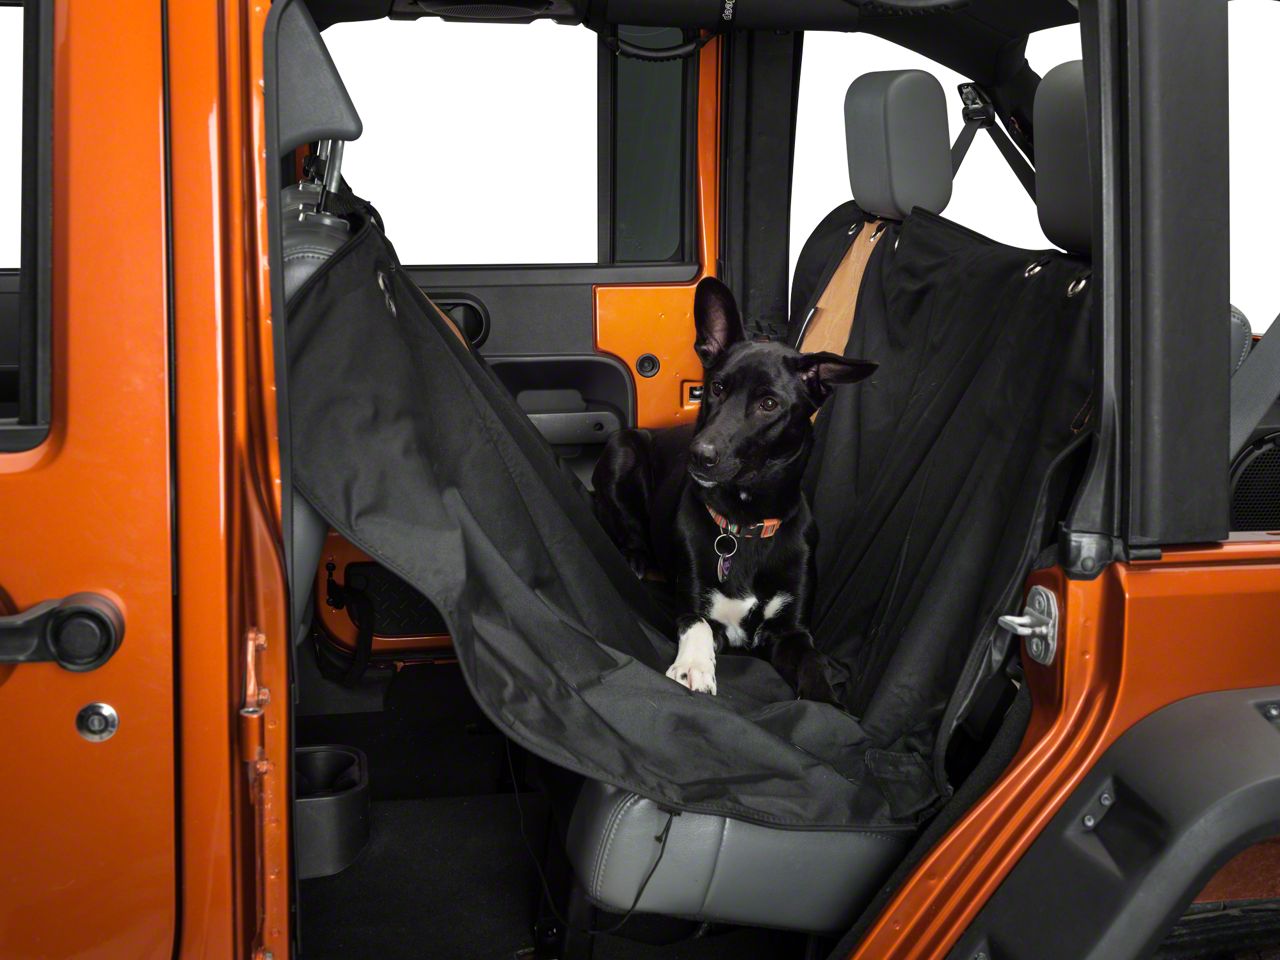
[
  {"x1": 949, "y1": 119, "x2": 981, "y2": 173},
  {"x1": 323, "y1": 561, "x2": 376, "y2": 686},
  {"x1": 950, "y1": 83, "x2": 1037, "y2": 201},
  {"x1": 1230, "y1": 316, "x2": 1280, "y2": 457}
]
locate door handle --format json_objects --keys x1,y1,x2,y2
[{"x1": 0, "y1": 593, "x2": 124, "y2": 671}]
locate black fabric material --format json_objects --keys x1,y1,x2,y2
[
  {"x1": 804, "y1": 210, "x2": 1092, "y2": 781},
  {"x1": 786, "y1": 199, "x2": 868, "y2": 343},
  {"x1": 287, "y1": 207, "x2": 1090, "y2": 833}
]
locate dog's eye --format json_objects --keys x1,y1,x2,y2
[
  {"x1": 759, "y1": 396, "x2": 779, "y2": 412},
  {"x1": 709, "y1": 381, "x2": 724, "y2": 397}
]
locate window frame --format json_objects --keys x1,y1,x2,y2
[
  {"x1": 324, "y1": 19, "x2": 701, "y2": 276},
  {"x1": 597, "y1": 25, "x2": 700, "y2": 268},
  {"x1": 0, "y1": 0, "x2": 53, "y2": 452}
]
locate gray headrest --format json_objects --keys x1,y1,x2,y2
[
  {"x1": 1035, "y1": 61, "x2": 1091, "y2": 255},
  {"x1": 272, "y1": 0, "x2": 362, "y2": 156},
  {"x1": 845, "y1": 70, "x2": 952, "y2": 221}
]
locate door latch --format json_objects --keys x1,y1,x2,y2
[{"x1": 998, "y1": 585, "x2": 1059, "y2": 666}]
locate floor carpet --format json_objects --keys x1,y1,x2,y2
[{"x1": 299, "y1": 794, "x2": 547, "y2": 960}]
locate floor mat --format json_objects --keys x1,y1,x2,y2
[
  {"x1": 297, "y1": 664, "x2": 508, "y2": 800},
  {"x1": 591, "y1": 927, "x2": 806, "y2": 960},
  {"x1": 299, "y1": 794, "x2": 547, "y2": 960}
]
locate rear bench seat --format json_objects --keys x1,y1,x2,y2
[{"x1": 565, "y1": 62, "x2": 1095, "y2": 934}]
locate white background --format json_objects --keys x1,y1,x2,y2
[
  {"x1": 1, "y1": 6, "x2": 20, "y2": 265},
  {"x1": 4, "y1": 4, "x2": 1280, "y2": 330}
]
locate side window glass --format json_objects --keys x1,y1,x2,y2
[
  {"x1": 2, "y1": 2, "x2": 51, "y2": 446},
  {"x1": 323, "y1": 20, "x2": 696, "y2": 268},
  {"x1": 0, "y1": 7, "x2": 19, "y2": 270},
  {"x1": 1228, "y1": 0, "x2": 1280, "y2": 335},
  {"x1": 325, "y1": 19, "x2": 599, "y2": 266},
  {"x1": 610, "y1": 26, "x2": 692, "y2": 263},
  {"x1": 2, "y1": 5, "x2": 25, "y2": 421}
]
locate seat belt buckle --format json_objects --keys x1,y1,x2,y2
[{"x1": 958, "y1": 82, "x2": 996, "y2": 127}]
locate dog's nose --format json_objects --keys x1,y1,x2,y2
[{"x1": 690, "y1": 441, "x2": 719, "y2": 470}]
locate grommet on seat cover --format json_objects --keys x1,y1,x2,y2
[{"x1": 845, "y1": 70, "x2": 953, "y2": 221}]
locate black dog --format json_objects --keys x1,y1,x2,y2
[{"x1": 592, "y1": 277, "x2": 875, "y2": 702}]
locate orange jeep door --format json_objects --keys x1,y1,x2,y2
[{"x1": 0, "y1": 3, "x2": 177, "y2": 958}]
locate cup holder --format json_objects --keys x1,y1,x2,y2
[{"x1": 295, "y1": 745, "x2": 370, "y2": 879}]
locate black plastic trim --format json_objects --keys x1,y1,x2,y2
[
  {"x1": 598, "y1": 24, "x2": 700, "y2": 266},
  {"x1": 717, "y1": 29, "x2": 802, "y2": 338},
  {"x1": 946, "y1": 687, "x2": 1280, "y2": 960},
  {"x1": 404, "y1": 262, "x2": 698, "y2": 287},
  {"x1": 1120, "y1": 0, "x2": 1230, "y2": 546}
]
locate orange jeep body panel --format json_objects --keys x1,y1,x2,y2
[
  {"x1": 0, "y1": 2, "x2": 178, "y2": 958},
  {"x1": 2, "y1": 4, "x2": 1278, "y2": 959},
  {"x1": 853, "y1": 538, "x2": 1280, "y2": 960}
]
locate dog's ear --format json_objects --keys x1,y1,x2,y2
[
  {"x1": 693, "y1": 277, "x2": 745, "y2": 368},
  {"x1": 792, "y1": 352, "x2": 877, "y2": 405}
]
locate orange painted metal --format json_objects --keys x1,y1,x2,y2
[
  {"x1": 850, "y1": 539, "x2": 1280, "y2": 960},
  {"x1": 0, "y1": 1, "x2": 177, "y2": 957},
  {"x1": 167, "y1": 0, "x2": 291, "y2": 956},
  {"x1": 242, "y1": 1, "x2": 293, "y2": 956},
  {"x1": 1196, "y1": 839, "x2": 1280, "y2": 902},
  {"x1": 316, "y1": 532, "x2": 453, "y2": 656},
  {"x1": 595, "y1": 37, "x2": 720, "y2": 429},
  {"x1": 166, "y1": 0, "x2": 241, "y2": 953}
]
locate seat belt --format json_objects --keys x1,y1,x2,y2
[
  {"x1": 950, "y1": 83, "x2": 1037, "y2": 201},
  {"x1": 1230, "y1": 317, "x2": 1280, "y2": 457},
  {"x1": 796, "y1": 219, "x2": 886, "y2": 357}
]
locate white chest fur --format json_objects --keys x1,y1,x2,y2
[{"x1": 704, "y1": 589, "x2": 793, "y2": 647}]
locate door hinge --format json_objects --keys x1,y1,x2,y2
[{"x1": 239, "y1": 627, "x2": 270, "y2": 766}]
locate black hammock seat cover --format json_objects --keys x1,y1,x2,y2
[{"x1": 287, "y1": 207, "x2": 1092, "y2": 832}]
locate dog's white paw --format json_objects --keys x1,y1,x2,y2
[
  {"x1": 667, "y1": 618, "x2": 718, "y2": 694},
  {"x1": 666, "y1": 657, "x2": 717, "y2": 695}
]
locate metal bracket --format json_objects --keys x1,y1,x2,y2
[
  {"x1": 998, "y1": 585, "x2": 1059, "y2": 666},
  {"x1": 283, "y1": 139, "x2": 350, "y2": 229},
  {"x1": 958, "y1": 82, "x2": 996, "y2": 126}
]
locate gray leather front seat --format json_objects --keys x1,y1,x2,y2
[
  {"x1": 566, "y1": 70, "x2": 955, "y2": 935},
  {"x1": 274, "y1": 0, "x2": 364, "y2": 641},
  {"x1": 568, "y1": 782, "x2": 909, "y2": 932},
  {"x1": 283, "y1": 181, "x2": 351, "y2": 636}
]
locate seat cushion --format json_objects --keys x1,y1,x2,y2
[{"x1": 567, "y1": 780, "x2": 910, "y2": 933}]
